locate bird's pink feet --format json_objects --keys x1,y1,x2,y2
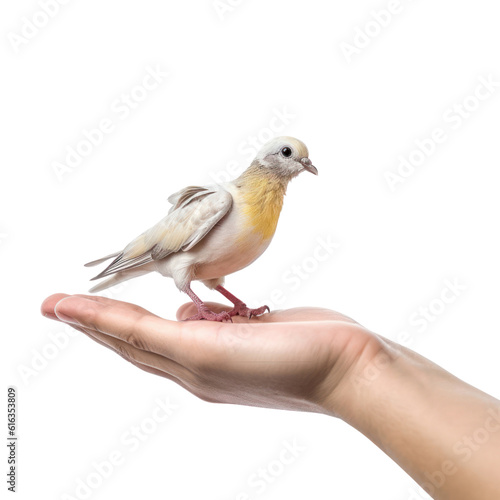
[
  {"x1": 228, "y1": 302, "x2": 270, "y2": 319},
  {"x1": 184, "y1": 305, "x2": 232, "y2": 322},
  {"x1": 214, "y1": 286, "x2": 270, "y2": 319},
  {"x1": 183, "y1": 285, "x2": 269, "y2": 322}
]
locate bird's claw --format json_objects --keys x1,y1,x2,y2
[
  {"x1": 229, "y1": 303, "x2": 270, "y2": 319},
  {"x1": 184, "y1": 307, "x2": 233, "y2": 323}
]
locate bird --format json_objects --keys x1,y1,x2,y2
[{"x1": 85, "y1": 136, "x2": 318, "y2": 322}]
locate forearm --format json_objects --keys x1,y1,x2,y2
[{"x1": 326, "y1": 338, "x2": 500, "y2": 499}]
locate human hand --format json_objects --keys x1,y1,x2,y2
[
  {"x1": 40, "y1": 294, "x2": 385, "y2": 415},
  {"x1": 41, "y1": 294, "x2": 500, "y2": 499}
]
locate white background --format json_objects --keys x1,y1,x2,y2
[{"x1": 2, "y1": 0, "x2": 500, "y2": 499}]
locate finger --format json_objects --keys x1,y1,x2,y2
[
  {"x1": 42, "y1": 294, "x2": 151, "y2": 322},
  {"x1": 126, "y1": 359, "x2": 206, "y2": 400},
  {"x1": 53, "y1": 295, "x2": 187, "y2": 363},
  {"x1": 256, "y1": 307, "x2": 359, "y2": 323},
  {"x1": 41, "y1": 293, "x2": 70, "y2": 320},
  {"x1": 75, "y1": 325, "x2": 203, "y2": 397},
  {"x1": 72, "y1": 323, "x2": 189, "y2": 383},
  {"x1": 127, "y1": 358, "x2": 185, "y2": 382},
  {"x1": 73, "y1": 294, "x2": 160, "y2": 317},
  {"x1": 79, "y1": 326, "x2": 194, "y2": 382}
]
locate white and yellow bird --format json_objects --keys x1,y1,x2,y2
[{"x1": 86, "y1": 136, "x2": 317, "y2": 321}]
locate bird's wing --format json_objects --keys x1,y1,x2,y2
[{"x1": 90, "y1": 185, "x2": 232, "y2": 280}]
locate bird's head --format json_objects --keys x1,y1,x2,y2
[{"x1": 253, "y1": 136, "x2": 318, "y2": 180}]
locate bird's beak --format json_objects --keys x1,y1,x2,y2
[{"x1": 300, "y1": 157, "x2": 318, "y2": 175}]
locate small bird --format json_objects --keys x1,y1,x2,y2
[{"x1": 85, "y1": 136, "x2": 317, "y2": 321}]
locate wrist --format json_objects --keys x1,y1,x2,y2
[
  {"x1": 321, "y1": 333, "x2": 500, "y2": 499},
  {"x1": 319, "y1": 332, "x2": 402, "y2": 421}
]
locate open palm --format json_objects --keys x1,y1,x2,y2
[{"x1": 42, "y1": 294, "x2": 384, "y2": 415}]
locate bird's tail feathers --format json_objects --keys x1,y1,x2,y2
[
  {"x1": 84, "y1": 252, "x2": 120, "y2": 267},
  {"x1": 88, "y1": 268, "x2": 149, "y2": 293}
]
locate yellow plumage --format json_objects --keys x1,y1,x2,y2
[{"x1": 238, "y1": 167, "x2": 287, "y2": 241}]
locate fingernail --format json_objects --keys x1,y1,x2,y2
[
  {"x1": 54, "y1": 298, "x2": 79, "y2": 325},
  {"x1": 54, "y1": 309, "x2": 77, "y2": 324}
]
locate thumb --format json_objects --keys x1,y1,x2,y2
[
  {"x1": 176, "y1": 301, "x2": 232, "y2": 321},
  {"x1": 41, "y1": 293, "x2": 70, "y2": 320}
]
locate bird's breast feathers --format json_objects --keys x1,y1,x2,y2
[
  {"x1": 169, "y1": 176, "x2": 287, "y2": 282},
  {"x1": 235, "y1": 174, "x2": 286, "y2": 242}
]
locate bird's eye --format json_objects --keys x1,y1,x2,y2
[{"x1": 281, "y1": 147, "x2": 292, "y2": 158}]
